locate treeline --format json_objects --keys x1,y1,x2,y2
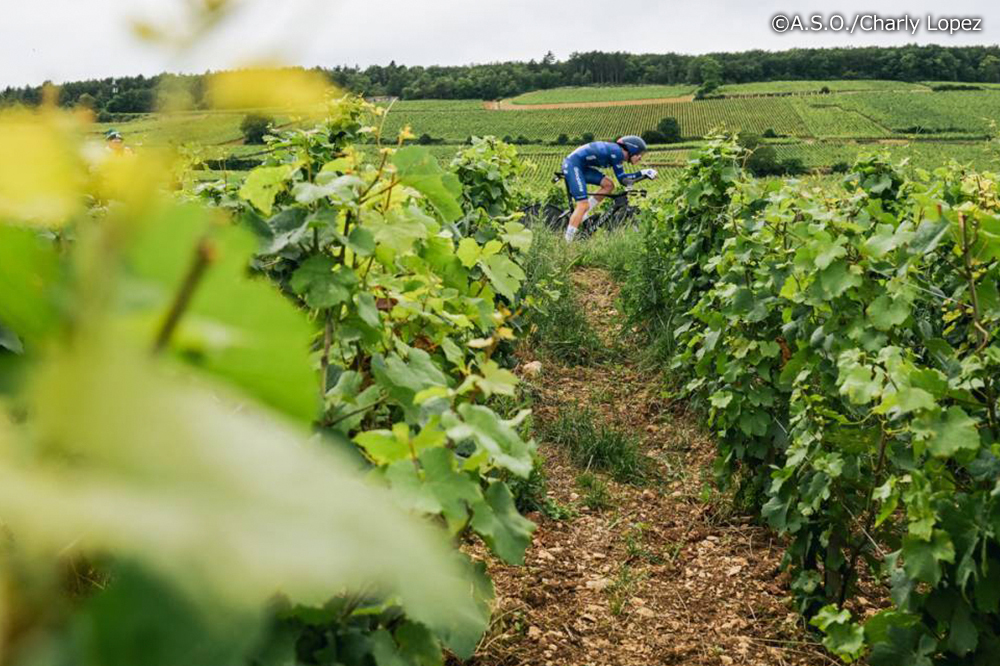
[{"x1": 3, "y1": 44, "x2": 1000, "y2": 112}]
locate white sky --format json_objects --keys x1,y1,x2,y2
[{"x1": 2, "y1": 0, "x2": 999, "y2": 88}]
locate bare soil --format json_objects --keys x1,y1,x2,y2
[{"x1": 469, "y1": 268, "x2": 834, "y2": 666}]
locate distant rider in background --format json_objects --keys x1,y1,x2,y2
[
  {"x1": 105, "y1": 128, "x2": 133, "y2": 155},
  {"x1": 561, "y1": 135, "x2": 656, "y2": 242}
]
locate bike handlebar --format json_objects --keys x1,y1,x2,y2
[{"x1": 551, "y1": 170, "x2": 651, "y2": 191}]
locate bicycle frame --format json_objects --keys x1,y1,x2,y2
[{"x1": 551, "y1": 170, "x2": 648, "y2": 214}]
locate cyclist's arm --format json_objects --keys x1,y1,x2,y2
[{"x1": 612, "y1": 162, "x2": 645, "y2": 185}]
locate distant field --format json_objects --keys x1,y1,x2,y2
[
  {"x1": 381, "y1": 96, "x2": 810, "y2": 142},
  {"x1": 774, "y1": 140, "x2": 1000, "y2": 172},
  {"x1": 790, "y1": 97, "x2": 890, "y2": 138},
  {"x1": 796, "y1": 90, "x2": 1000, "y2": 136},
  {"x1": 90, "y1": 82, "x2": 1000, "y2": 197},
  {"x1": 380, "y1": 100, "x2": 485, "y2": 111},
  {"x1": 921, "y1": 81, "x2": 1000, "y2": 90},
  {"x1": 508, "y1": 85, "x2": 696, "y2": 105},
  {"x1": 717, "y1": 79, "x2": 928, "y2": 95},
  {"x1": 95, "y1": 109, "x2": 323, "y2": 147}
]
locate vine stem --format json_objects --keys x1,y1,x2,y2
[
  {"x1": 839, "y1": 426, "x2": 889, "y2": 606},
  {"x1": 959, "y1": 213, "x2": 990, "y2": 349},
  {"x1": 359, "y1": 176, "x2": 399, "y2": 206},
  {"x1": 958, "y1": 212, "x2": 998, "y2": 429},
  {"x1": 320, "y1": 309, "x2": 333, "y2": 402},
  {"x1": 152, "y1": 238, "x2": 215, "y2": 354}
]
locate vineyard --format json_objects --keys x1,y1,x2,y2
[
  {"x1": 795, "y1": 90, "x2": 1000, "y2": 137},
  {"x1": 1, "y1": 96, "x2": 545, "y2": 666},
  {"x1": 613, "y1": 137, "x2": 1000, "y2": 665},
  {"x1": 5, "y1": 75, "x2": 1000, "y2": 666},
  {"x1": 85, "y1": 81, "x2": 1000, "y2": 200},
  {"x1": 507, "y1": 84, "x2": 696, "y2": 104},
  {"x1": 717, "y1": 79, "x2": 931, "y2": 95},
  {"x1": 789, "y1": 98, "x2": 891, "y2": 138},
  {"x1": 379, "y1": 96, "x2": 812, "y2": 142}
]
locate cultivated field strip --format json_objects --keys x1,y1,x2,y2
[
  {"x1": 717, "y1": 79, "x2": 930, "y2": 95},
  {"x1": 381, "y1": 97, "x2": 811, "y2": 142},
  {"x1": 797, "y1": 90, "x2": 1000, "y2": 136},
  {"x1": 508, "y1": 84, "x2": 697, "y2": 105}
]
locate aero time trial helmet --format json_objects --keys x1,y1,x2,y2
[{"x1": 616, "y1": 135, "x2": 646, "y2": 156}]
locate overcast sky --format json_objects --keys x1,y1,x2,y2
[{"x1": 2, "y1": 0, "x2": 999, "y2": 88}]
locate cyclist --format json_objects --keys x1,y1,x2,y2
[
  {"x1": 105, "y1": 128, "x2": 132, "y2": 155},
  {"x1": 561, "y1": 135, "x2": 657, "y2": 242}
]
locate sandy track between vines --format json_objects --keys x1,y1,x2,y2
[{"x1": 469, "y1": 267, "x2": 833, "y2": 666}]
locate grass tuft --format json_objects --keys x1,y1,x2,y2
[
  {"x1": 576, "y1": 472, "x2": 613, "y2": 512},
  {"x1": 519, "y1": 228, "x2": 604, "y2": 365},
  {"x1": 540, "y1": 402, "x2": 649, "y2": 484}
]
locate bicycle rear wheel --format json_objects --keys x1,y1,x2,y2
[{"x1": 542, "y1": 204, "x2": 569, "y2": 231}]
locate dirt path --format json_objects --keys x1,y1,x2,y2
[{"x1": 471, "y1": 268, "x2": 832, "y2": 666}]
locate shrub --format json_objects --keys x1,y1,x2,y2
[
  {"x1": 656, "y1": 117, "x2": 682, "y2": 143},
  {"x1": 240, "y1": 113, "x2": 274, "y2": 145},
  {"x1": 738, "y1": 133, "x2": 781, "y2": 176},
  {"x1": 641, "y1": 130, "x2": 665, "y2": 145},
  {"x1": 779, "y1": 157, "x2": 806, "y2": 175}
]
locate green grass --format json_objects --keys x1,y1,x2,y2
[
  {"x1": 510, "y1": 462, "x2": 578, "y2": 520},
  {"x1": 718, "y1": 79, "x2": 929, "y2": 95},
  {"x1": 540, "y1": 402, "x2": 648, "y2": 483},
  {"x1": 377, "y1": 99, "x2": 485, "y2": 111},
  {"x1": 576, "y1": 472, "x2": 613, "y2": 512},
  {"x1": 95, "y1": 109, "x2": 321, "y2": 148},
  {"x1": 509, "y1": 85, "x2": 696, "y2": 105},
  {"x1": 772, "y1": 141, "x2": 1000, "y2": 172},
  {"x1": 623, "y1": 522, "x2": 664, "y2": 565},
  {"x1": 606, "y1": 564, "x2": 648, "y2": 616},
  {"x1": 519, "y1": 229, "x2": 606, "y2": 365},
  {"x1": 577, "y1": 225, "x2": 646, "y2": 281}
]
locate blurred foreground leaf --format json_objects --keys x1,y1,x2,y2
[
  {"x1": 0, "y1": 340, "x2": 484, "y2": 641},
  {"x1": 207, "y1": 67, "x2": 335, "y2": 110},
  {"x1": 122, "y1": 203, "x2": 317, "y2": 421},
  {"x1": 0, "y1": 109, "x2": 85, "y2": 226}
]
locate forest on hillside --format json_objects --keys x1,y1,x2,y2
[{"x1": 3, "y1": 44, "x2": 1000, "y2": 113}]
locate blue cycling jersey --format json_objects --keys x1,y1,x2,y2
[{"x1": 565, "y1": 141, "x2": 644, "y2": 186}]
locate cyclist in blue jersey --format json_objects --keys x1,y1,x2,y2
[{"x1": 561, "y1": 135, "x2": 657, "y2": 242}]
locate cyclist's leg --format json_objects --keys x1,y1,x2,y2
[
  {"x1": 563, "y1": 159, "x2": 593, "y2": 238},
  {"x1": 584, "y1": 175, "x2": 614, "y2": 222},
  {"x1": 589, "y1": 173, "x2": 614, "y2": 204},
  {"x1": 582, "y1": 174, "x2": 615, "y2": 230}
]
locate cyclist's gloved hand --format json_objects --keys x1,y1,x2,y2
[{"x1": 641, "y1": 168, "x2": 658, "y2": 180}]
